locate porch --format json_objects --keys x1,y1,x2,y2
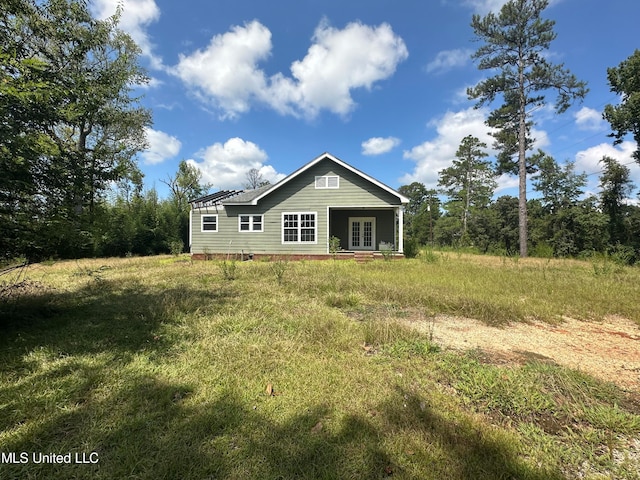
[{"x1": 328, "y1": 207, "x2": 404, "y2": 253}]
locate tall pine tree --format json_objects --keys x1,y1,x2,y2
[{"x1": 467, "y1": 0, "x2": 587, "y2": 257}]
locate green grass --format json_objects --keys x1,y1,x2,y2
[{"x1": 0, "y1": 253, "x2": 639, "y2": 479}]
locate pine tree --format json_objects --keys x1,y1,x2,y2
[{"x1": 467, "y1": 0, "x2": 587, "y2": 257}]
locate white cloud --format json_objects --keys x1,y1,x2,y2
[
  {"x1": 463, "y1": 0, "x2": 510, "y2": 14},
  {"x1": 574, "y1": 141, "x2": 640, "y2": 196},
  {"x1": 401, "y1": 107, "x2": 496, "y2": 188},
  {"x1": 91, "y1": 0, "x2": 163, "y2": 69},
  {"x1": 463, "y1": 0, "x2": 563, "y2": 14},
  {"x1": 574, "y1": 106, "x2": 606, "y2": 131},
  {"x1": 172, "y1": 19, "x2": 408, "y2": 120},
  {"x1": 400, "y1": 107, "x2": 551, "y2": 193},
  {"x1": 425, "y1": 49, "x2": 473, "y2": 74},
  {"x1": 187, "y1": 138, "x2": 285, "y2": 189},
  {"x1": 173, "y1": 21, "x2": 271, "y2": 119},
  {"x1": 141, "y1": 128, "x2": 181, "y2": 165},
  {"x1": 269, "y1": 20, "x2": 408, "y2": 118},
  {"x1": 362, "y1": 137, "x2": 401, "y2": 156}
]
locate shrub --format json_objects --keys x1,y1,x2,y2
[
  {"x1": 169, "y1": 239, "x2": 184, "y2": 256},
  {"x1": 329, "y1": 236, "x2": 341, "y2": 258},
  {"x1": 403, "y1": 238, "x2": 419, "y2": 258}
]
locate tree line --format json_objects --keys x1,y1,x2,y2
[
  {"x1": 2, "y1": 0, "x2": 639, "y2": 262},
  {"x1": 400, "y1": 136, "x2": 640, "y2": 263}
]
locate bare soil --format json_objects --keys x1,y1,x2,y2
[{"x1": 408, "y1": 314, "x2": 640, "y2": 392}]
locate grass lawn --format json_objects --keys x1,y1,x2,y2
[{"x1": 1, "y1": 253, "x2": 639, "y2": 479}]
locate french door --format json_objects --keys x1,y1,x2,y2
[{"x1": 349, "y1": 217, "x2": 375, "y2": 250}]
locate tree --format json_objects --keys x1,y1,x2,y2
[
  {"x1": 162, "y1": 160, "x2": 211, "y2": 251},
  {"x1": 438, "y1": 135, "x2": 496, "y2": 238},
  {"x1": 531, "y1": 152, "x2": 586, "y2": 212},
  {"x1": 467, "y1": 0, "x2": 587, "y2": 257},
  {"x1": 244, "y1": 168, "x2": 271, "y2": 189},
  {"x1": 599, "y1": 156, "x2": 635, "y2": 245},
  {"x1": 398, "y1": 182, "x2": 430, "y2": 217},
  {"x1": 489, "y1": 196, "x2": 520, "y2": 254},
  {"x1": 603, "y1": 50, "x2": 640, "y2": 162},
  {"x1": 162, "y1": 160, "x2": 210, "y2": 212},
  {"x1": 0, "y1": 0, "x2": 151, "y2": 260},
  {"x1": 0, "y1": 0, "x2": 59, "y2": 259},
  {"x1": 398, "y1": 183, "x2": 440, "y2": 245}
]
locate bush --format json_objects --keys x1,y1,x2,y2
[
  {"x1": 403, "y1": 238, "x2": 419, "y2": 258},
  {"x1": 169, "y1": 239, "x2": 184, "y2": 256},
  {"x1": 609, "y1": 243, "x2": 637, "y2": 265}
]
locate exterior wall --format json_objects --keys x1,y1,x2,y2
[{"x1": 190, "y1": 157, "x2": 403, "y2": 256}]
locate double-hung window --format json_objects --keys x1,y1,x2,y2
[
  {"x1": 201, "y1": 215, "x2": 218, "y2": 232},
  {"x1": 282, "y1": 212, "x2": 316, "y2": 243},
  {"x1": 239, "y1": 215, "x2": 263, "y2": 232}
]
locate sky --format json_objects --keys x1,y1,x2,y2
[{"x1": 90, "y1": 0, "x2": 640, "y2": 202}]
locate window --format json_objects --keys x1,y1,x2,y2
[
  {"x1": 282, "y1": 212, "x2": 316, "y2": 243},
  {"x1": 239, "y1": 214, "x2": 263, "y2": 232},
  {"x1": 315, "y1": 175, "x2": 339, "y2": 189},
  {"x1": 201, "y1": 215, "x2": 218, "y2": 232}
]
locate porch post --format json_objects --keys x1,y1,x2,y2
[{"x1": 397, "y1": 206, "x2": 404, "y2": 253}]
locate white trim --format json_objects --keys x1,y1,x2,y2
[
  {"x1": 189, "y1": 209, "x2": 193, "y2": 251},
  {"x1": 398, "y1": 207, "x2": 404, "y2": 253},
  {"x1": 348, "y1": 217, "x2": 376, "y2": 251},
  {"x1": 226, "y1": 153, "x2": 409, "y2": 205},
  {"x1": 326, "y1": 206, "x2": 330, "y2": 253},
  {"x1": 315, "y1": 175, "x2": 339, "y2": 189},
  {"x1": 201, "y1": 214, "x2": 218, "y2": 232},
  {"x1": 238, "y1": 214, "x2": 264, "y2": 232},
  {"x1": 281, "y1": 211, "x2": 317, "y2": 244}
]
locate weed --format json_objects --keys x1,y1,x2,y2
[
  {"x1": 329, "y1": 236, "x2": 341, "y2": 259},
  {"x1": 270, "y1": 255, "x2": 289, "y2": 285},
  {"x1": 380, "y1": 242, "x2": 394, "y2": 261},
  {"x1": 421, "y1": 248, "x2": 439, "y2": 264},
  {"x1": 583, "y1": 403, "x2": 640, "y2": 461},
  {"x1": 219, "y1": 257, "x2": 237, "y2": 280},
  {"x1": 385, "y1": 338, "x2": 440, "y2": 358},
  {"x1": 325, "y1": 291, "x2": 361, "y2": 308}
]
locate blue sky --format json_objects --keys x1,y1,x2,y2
[{"x1": 91, "y1": 0, "x2": 640, "y2": 201}]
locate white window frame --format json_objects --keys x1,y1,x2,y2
[
  {"x1": 201, "y1": 214, "x2": 218, "y2": 232},
  {"x1": 315, "y1": 175, "x2": 339, "y2": 189},
  {"x1": 282, "y1": 212, "x2": 317, "y2": 244},
  {"x1": 238, "y1": 214, "x2": 264, "y2": 232}
]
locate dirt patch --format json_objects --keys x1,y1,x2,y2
[{"x1": 407, "y1": 314, "x2": 640, "y2": 391}]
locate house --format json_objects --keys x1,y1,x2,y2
[{"x1": 188, "y1": 152, "x2": 409, "y2": 260}]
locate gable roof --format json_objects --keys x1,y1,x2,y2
[{"x1": 224, "y1": 152, "x2": 409, "y2": 206}]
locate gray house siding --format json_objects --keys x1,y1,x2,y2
[{"x1": 190, "y1": 156, "x2": 406, "y2": 256}]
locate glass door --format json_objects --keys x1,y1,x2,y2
[{"x1": 348, "y1": 217, "x2": 375, "y2": 250}]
